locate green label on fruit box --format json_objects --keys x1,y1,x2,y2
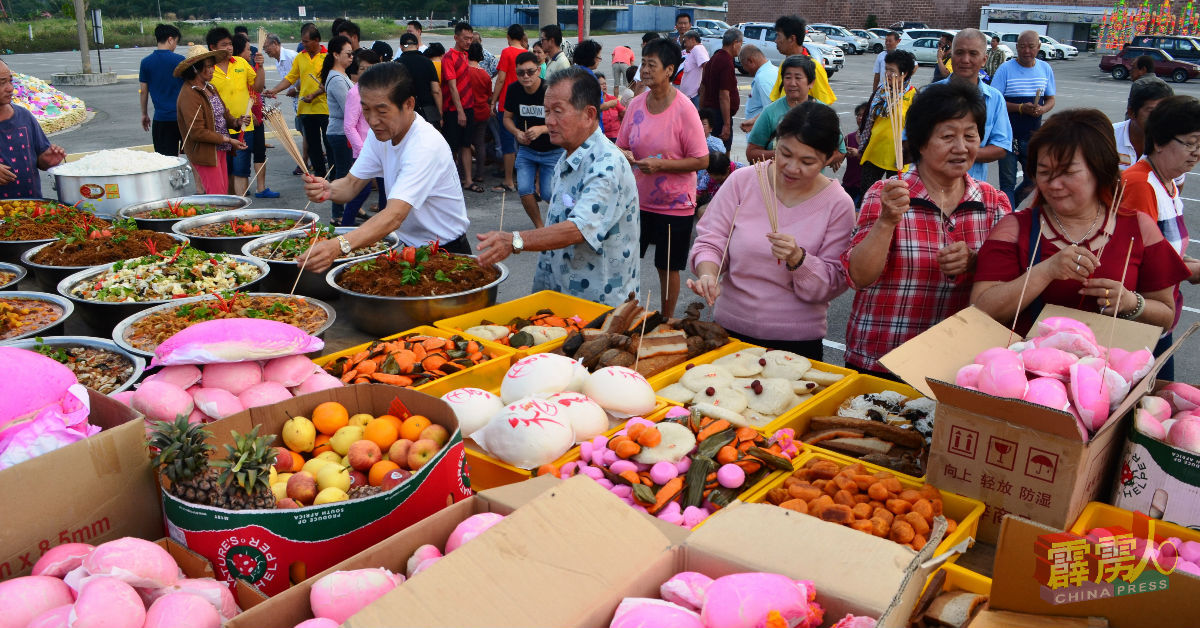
[
  {"x1": 1125, "y1": 427, "x2": 1200, "y2": 485},
  {"x1": 1112, "y1": 427, "x2": 1200, "y2": 530},
  {"x1": 165, "y1": 440, "x2": 471, "y2": 595}
]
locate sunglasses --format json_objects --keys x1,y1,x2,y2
[{"x1": 516, "y1": 68, "x2": 539, "y2": 77}]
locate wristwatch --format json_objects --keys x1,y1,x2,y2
[
  {"x1": 511, "y1": 231, "x2": 524, "y2": 254},
  {"x1": 335, "y1": 235, "x2": 352, "y2": 255}
]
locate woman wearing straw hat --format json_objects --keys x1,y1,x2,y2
[{"x1": 175, "y1": 45, "x2": 249, "y2": 194}]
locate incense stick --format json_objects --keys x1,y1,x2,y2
[
  {"x1": 256, "y1": 26, "x2": 267, "y2": 53},
  {"x1": 1099, "y1": 237, "x2": 1136, "y2": 406},
  {"x1": 498, "y1": 190, "x2": 506, "y2": 232},
  {"x1": 240, "y1": 158, "x2": 267, "y2": 197},
  {"x1": 715, "y1": 203, "x2": 742, "y2": 279},
  {"x1": 1093, "y1": 181, "x2": 1125, "y2": 264},
  {"x1": 263, "y1": 105, "x2": 308, "y2": 174},
  {"x1": 180, "y1": 107, "x2": 202, "y2": 150},
  {"x1": 888, "y1": 74, "x2": 905, "y2": 175},
  {"x1": 1008, "y1": 225, "x2": 1044, "y2": 346}
]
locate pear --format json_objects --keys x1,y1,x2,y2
[
  {"x1": 314, "y1": 487, "x2": 349, "y2": 505},
  {"x1": 282, "y1": 416, "x2": 316, "y2": 452},
  {"x1": 329, "y1": 425, "x2": 364, "y2": 455},
  {"x1": 301, "y1": 458, "x2": 331, "y2": 477},
  {"x1": 315, "y1": 451, "x2": 342, "y2": 463},
  {"x1": 316, "y1": 464, "x2": 352, "y2": 493},
  {"x1": 348, "y1": 413, "x2": 374, "y2": 428}
]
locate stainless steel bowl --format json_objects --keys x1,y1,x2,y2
[
  {"x1": 326, "y1": 257, "x2": 508, "y2": 337},
  {"x1": 0, "y1": 206, "x2": 112, "y2": 264},
  {"x1": 2, "y1": 335, "x2": 146, "y2": 394},
  {"x1": 111, "y1": 292, "x2": 336, "y2": 361},
  {"x1": 0, "y1": 290, "x2": 75, "y2": 341},
  {"x1": 117, "y1": 195, "x2": 253, "y2": 232},
  {"x1": 173, "y1": 209, "x2": 321, "y2": 255},
  {"x1": 56, "y1": 254, "x2": 269, "y2": 333},
  {"x1": 0, "y1": 262, "x2": 27, "y2": 291},
  {"x1": 240, "y1": 227, "x2": 400, "y2": 300},
  {"x1": 21, "y1": 233, "x2": 190, "y2": 292}
]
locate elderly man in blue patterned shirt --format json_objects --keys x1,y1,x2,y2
[{"x1": 477, "y1": 67, "x2": 640, "y2": 307}]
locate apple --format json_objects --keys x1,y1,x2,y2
[
  {"x1": 347, "y1": 440, "x2": 382, "y2": 472},
  {"x1": 286, "y1": 472, "x2": 318, "y2": 505},
  {"x1": 348, "y1": 469, "x2": 369, "y2": 489},
  {"x1": 418, "y1": 424, "x2": 450, "y2": 448},
  {"x1": 407, "y1": 439, "x2": 440, "y2": 470},
  {"x1": 387, "y1": 439, "x2": 412, "y2": 470},
  {"x1": 276, "y1": 498, "x2": 301, "y2": 509},
  {"x1": 272, "y1": 446, "x2": 296, "y2": 472},
  {"x1": 380, "y1": 468, "x2": 412, "y2": 491},
  {"x1": 349, "y1": 413, "x2": 374, "y2": 428}
]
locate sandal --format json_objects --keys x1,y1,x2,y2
[
  {"x1": 463, "y1": 183, "x2": 485, "y2": 193},
  {"x1": 492, "y1": 183, "x2": 516, "y2": 192}
]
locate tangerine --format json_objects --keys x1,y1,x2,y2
[
  {"x1": 289, "y1": 450, "x2": 305, "y2": 472},
  {"x1": 312, "y1": 402, "x2": 349, "y2": 435},
  {"x1": 368, "y1": 460, "x2": 401, "y2": 486},
  {"x1": 363, "y1": 419, "x2": 399, "y2": 450},
  {"x1": 376, "y1": 414, "x2": 404, "y2": 434},
  {"x1": 311, "y1": 433, "x2": 332, "y2": 456},
  {"x1": 399, "y1": 415, "x2": 432, "y2": 441}
]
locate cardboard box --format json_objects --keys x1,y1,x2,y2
[
  {"x1": 988, "y1": 514, "x2": 1200, "y2": 628},
  {"x1": 882, "y1": 306, "x2": 1171, "y2": 542},
  {"x1": 162, "y1": 384, "x2": 473, "y2": 596},
  {"x1": 0, "y1": 389, "x2": 160, "y2": 579},
  {"x1": 344, "y1": 475, "x2": 943, "y2": 627}
]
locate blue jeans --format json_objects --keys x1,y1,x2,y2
[
  {"x1": 999, "y1": 138, "x2": 1032, "y2": 209},
  {"x1": 516, "y1": 146, "x2": 564, "y2": 198},
  {"x1": 487, "y1": 113, "x2": 504, "y2": 160},
  {"x1": 496, "y1": 117, "x2": 517, "y2": 155}
]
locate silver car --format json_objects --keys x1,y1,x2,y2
[
  {"x1": 852, "y1": 28, "x2": 885, "y2": 54},
  {"x1": 812, "y1": 23, "x2": 869, "y2": 55},
  {"x1": 897, "y1": 37, "x2": 943, "y2": 65}
]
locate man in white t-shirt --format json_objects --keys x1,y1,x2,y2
[
  {"x1": 679, "y1": 30, "x2": 709, "y2": 106},
  {"x1": 871, "y1": 31, "x2": 900, "y2": 94},
  {"x1": 301, "y1": 63, "x2": 471, "y2": 273}
]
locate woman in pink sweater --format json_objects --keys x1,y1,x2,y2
[{"x1": 687, "y1": 101, "x2": 855, "y2": 360}]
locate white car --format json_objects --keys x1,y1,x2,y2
[
  {"x1": 852, "y1": 28, "x2": 886, "y2": 54},
  {"x1": 897, "y1": 37, "x2": 942, "y2": 65},
  {"x1": 723, "y1": 22, "x2": 843, "y2": 75},
  {"x1": 1000, "y1": 33, "x2": 1057, "y2": 60},
  {"x1": 812, "y1": 23, "x2": 869, "y2": 55},
  {"x1": 694, "y1": 19, "x2": 730, "y2": 34},
  {"x1": 980, "y1": 30, "x2": 1016, "y2": 61},
  {"x1": 1040, "y1": 35, "x2": 1078, "y2": 59}
]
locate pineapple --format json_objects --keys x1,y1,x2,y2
[
  {"x1": 210, "y1": 426, "x2": 277, "y2": 510},
  {"x1": 147, "y1": 415, "x2": 220, "y2": 506},
  {"x1": 348, "y1": 485, "x2": 382, "y2": 500}
]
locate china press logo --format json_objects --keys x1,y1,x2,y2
[{"x1": 1035, "y1": 526, "x2": 1175, "y2": 604}]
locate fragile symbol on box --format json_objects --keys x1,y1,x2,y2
[
  {"x1": 1025, "y1": 448, "x2": 1059, "y2": 483},
  {"x1": 986, "y1": 436, "x2": 1017, "y2": 471},
  {"x1": 948, "y1": 425, "x2": 978, "y2": 459}
]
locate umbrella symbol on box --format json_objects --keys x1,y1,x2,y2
[{"x1": 1024, "y1": 448, "x2": 1058, "y2": 483}]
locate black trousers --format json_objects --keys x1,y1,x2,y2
[
  {"x1": 151, "y1": 120, "x2": 181, "y2": 156},
  {"x1": 298, "y1": 113, "x2": 329, "y2": 176},
  {"x1": 730, "y1": 332, "x2": 824, "y2": 362}
]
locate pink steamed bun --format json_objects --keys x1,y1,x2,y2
[
  {"x1": 70, "y1": 577, "x2": 146, "y2": 628},
  {"x1": 83, "y1": 537, "x2": 179, "y2": 589},
  {"x1": 0, "y1": 575, "x2": 74, "y2": 628},
  {"x1": 309, "y1": 568, "x2": 405, "y2": 624},
  {"x1": 152, "y1": 318, "x2": 324, "y2": 366},
  {"x1": 32, "y1": 543, "x2": 94, "y2": 578},
  {"x1": 610, "y1": 598, "x2": 703, "y2": 628},
  {"x1": 445, "y1": 512, "x2": 505, "y2": 553},
  {"x1": 201, "y1": 361, "x2": 263, "y2": 395},
  {"x1": 143, "y1": 592, "x2": 221, "y2": 628}
]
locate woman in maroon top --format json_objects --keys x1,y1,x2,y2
[{"x1": 972, "y1": 108, "x2": 1188, "y2": 334}]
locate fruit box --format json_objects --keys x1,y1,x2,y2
[
  {"x1": 881, "y1": 305, "x2": 1178, "y2": 543},
  {"x1": 769, "y1": 373, "x2": 928, "y2": 480},
  {"x1": 742, "y1": 450, "x2": 984, "y2": 563},
  {"x1": 161, "y1": 384, "x2": 474, "y2": 596},
  {"x1": 434, "y1": 290, "x2": 613, "y2": 358},
  {"x1": 342, "y1": 475, "x2": 940, "y2": 627},
  {"x1": 645, "y1": 340, "x2": 858, "y2": 430},
  {"x1": 0, "y1": 389, "x2": 160, "y2": 579},
  {"x1": 311, "y1": 325, "x2": 515, "y2": 397},
  {"x1": 1069, "y1": 501, "x2": 1200, "y2": 545}
]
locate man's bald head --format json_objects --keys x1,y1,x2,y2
[
  {"x1": 0, "y1": 60, "x2": 13, "y2": 108},
  {"x1": 739, "y1": 44, "x2": 765, "y2": 73}
]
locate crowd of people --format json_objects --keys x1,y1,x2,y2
[{"x1": 2, "y1": 14, "x2": 1199, "y2": 376}]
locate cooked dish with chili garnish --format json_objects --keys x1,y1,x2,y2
[
  {"x1": 30, "y1": 338, "x2": 135, "y2": 394},
  {"x1": 0, "y1": 298, "x2": 64, "y2": 340},
  {"x1": 185, "y1": 218, "x2": 298, "y2": 238},
  {"x1": 135, "y1": 202, "x2": 237, "y2": 219},
  {"x1": 250, "y1": 224, "x2": 391, "y2": 261},
  {"x1": 30, "y1": 218, "x2": 179, "y2": 267},
  {"x1": 121, "y1": 292, "x2": 328, "y2": 353},
  {"x1": 66, "y1": 246, "x2": 262, "y2": 303},
  {"x1": 0, "y1": 205, "x2": 108, "y2": 241}
]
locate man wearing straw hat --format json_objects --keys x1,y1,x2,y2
[
  {"x1": 174, "y1": 45, "x2": 250, "y2": 195},
  {"x1": 299, "y1": 63, "x2": 470, "y2": 273}
]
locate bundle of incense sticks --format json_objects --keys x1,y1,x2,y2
[
  {"x1": 257, "y1": 26, "x2": 267, "y2": 53},
  {"x1": 886, "y1": 73, "x2": 906, "y2": 174},
  {"x1": 754, "y1": 160, "x2": 779, "y2": 233},
  {"x1": 263, "y1": 104, "x2": 307, "y2": 175}
]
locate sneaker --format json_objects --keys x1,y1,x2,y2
[
  {"x1": 292, "y1": 166, "x2": 303, "y2": 176},
  {"x1": 255, "y1": 188, "x2": 281, "y2": 199}
]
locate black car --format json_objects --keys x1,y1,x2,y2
[{"x1": 1129, "y1": 34, "x2": 1200, "y2": 62}]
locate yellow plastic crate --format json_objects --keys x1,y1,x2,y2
[
  {"x1": 768, "y1": 374, "x2": 928, "y2": 479},
  {"x1": 1069, "y1": 501, "x2": 1200, "y2": 545},
  {"x1": 744, "y1": 451, "x2": 985, "y2": 562},
  {"x1": 939, "y1": 563, "x2": 993, "y2": 595},
  {"x1": 434, "y1": 290, "x2": 612, "y2": 358},
  {"x1": 646, "y1": 341, "x2": 857, "y2": 431},
  {"x1": 312, "y1": 326, "x2": 514, "y2": 395}
]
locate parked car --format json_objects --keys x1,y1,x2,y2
[
  {"x1": 999, "y1": 32, "x2": 1057, "y2": 60},
  {"x1": 723, "y1": 22, "x2": 843, "y2": 75},
  {"x1": 1129, "y1": 34, "x2": 1200, "y2": 62},
  {"x1": 1100, "y1": 46, "x2": 1200, "y2": 82},
  {"x1": 897, "y1": 37, "x2": 942, "y2": 65},
  {"x1": 890, "y1": 21, "x2": 928, "y2": 31},
  {"x1": 980, "y1": 30, "x2": 1016, "y2": 60},
  {"x1": 695, "y1": 19, "x2": 730, "y2": 34},
  {"x1": 904, "y1": 28, "x2": 956, "y2": 43},
  {"x1": 732, "y1": 22, "x2": 825, "y2": 44},
  {"x1": 1040, "y1": 35, "x2": 1078, "y2": 59},
  {"x1": 852, "y1": 28, "x2": 886, "y2": 53},
  {"x1": 812, "y1": 23, "x2": 869, "y2": 54}
]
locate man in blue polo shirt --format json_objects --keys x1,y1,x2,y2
[
  {"x1": 989, "y1": 30, "x2": 1057, "y2": 207},
  {"x1": 936, "y1": 28, "x2": 1011, "y2": 184},
  {"x1": 139, "y1": 24, "x2": 185, "y2": 156}
]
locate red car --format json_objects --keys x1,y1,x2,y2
[{"x1": 1100, "y1": 46, "x2": 1200, "y2": 82}]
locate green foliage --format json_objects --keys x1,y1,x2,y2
[
  {"x1": 147, "y1": 415, "x2": 214, "y2": 484},
  {"x1": 865, "y1": 14, "x2": 878, "y2": 29},
  {"x1": 210, "y1": 425, "x2": 275, "y2": 496}
]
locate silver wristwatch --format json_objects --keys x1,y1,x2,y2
[
  {"x1": 511, "y1": 231, "x2": 524, "y2": 254},
  {"x1": 336, "y1": 235, "x2": 352, "y2": 255}
]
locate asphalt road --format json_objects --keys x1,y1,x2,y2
[{"x1": 8, "y1": 34, "x2": 1200, "y2": 379}]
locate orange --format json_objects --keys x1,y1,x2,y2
[
  {"x1": 399, "y1": 415, "x2": 432, "y2": 441},
  {"x1": 368, "y1": 460, "x2": 401, "y2": 486},
  {"x1": 311, "y1": 434, "x2": 332, "y2": 456},
  {"x1": 288, "y1": 451, "x2": 305, "y2": 472},
  {"x1": 376, "y1": 414, "x2": 404, "y2": 434},
  {"x1": 363, "y1": 419, "x2": 399, "y2": 450},
  {"x1": 312, "y1": 402, "x2": 349, "y2": 435}
]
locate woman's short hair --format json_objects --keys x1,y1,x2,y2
[
  {"x1": 1145, "y1": 95, "x2": 1200, "y2": 155},
  {"x1": 779, "y1": 55, "x2": 816, "y2": 85},
  {"x1": 468, "y1": 42, "x2": 484, "y2": 62},
  {"x1": 1027, "y1": 108, "x2": 1120, "y2": 203},
  {"x1": 423, "y1": 42, "x2": 445, "y2": 58},
  {"x1": 884, "y1": 49, "x2": 916, "y2": 79},
  {"x1": 905, "y1": 78, "x2": 986, "y2": 163},
  {"x1": 707, "y1": 150, "x2": 731, "y2": 176},
  {"x1": 776, "y1": 100, "x2": 842, "y2": 158},
  {"x1": 641, "y1": 38, "x2": 683, "y2": 77},
  {"x1": 573, "y1": 39, "x2": 602, "y2": 67}
]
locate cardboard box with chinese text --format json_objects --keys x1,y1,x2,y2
[{"x1": 881, "y1": 306, "x2": 1179, "y2": 542}]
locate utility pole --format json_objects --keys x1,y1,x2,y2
[
  {"x1": 74, "y1": 0, "x2": 91, "y2": 73},
  {"x1": 539, "y1": 0, "x2": 556, "y2": 33},
  {"x1": 580, "y1": 0, "x2": 590, "y2": 40}
]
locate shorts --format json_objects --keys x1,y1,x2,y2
[
  {"x1": 639, "y1": 210, "x2": 694, "y2": 271},
  {"x1": 225, "y1": 131, "x2": 253, "y2": 178},
  {"x1": 496, "y1": 118, "x2": 517, "y2": 155},
  {"x1": 515, "y1": 146, "x2": 564, "y2": 198},
  {"x1": 442, "y1": 113, "x2": 473, "y2": 153}
]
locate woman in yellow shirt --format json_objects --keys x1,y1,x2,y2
[
  {"x1": 264, "y1": 24, "x2": 329, "y2": 177},
  {"x1": 858, "y1": 50, "x2": 916, "y2": 198}
]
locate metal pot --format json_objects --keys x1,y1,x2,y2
[
  {"x1": 21, "y1": 233, "x2": 190, "y2": 292},
  {"x1": 117, "y1": 194, "x2": 253, "y2": 233},
  {"x1": 0, "y1": 206, "x2": 116, "y2": 263},
  {"x1": 48, "y1": 155, "x2": 193, "y2": 216},
  {"x1": 57, "y1": 254, "x2": 269, "y2": 334},
  {"x1": 241, "y1": 227, "x2": 400, "y2": 300},
  {"x1": 173, "y1": 209, "x2": 321, "y2": 255},
  {"x1": 0, "y1": 291, "x2": 75, "y2": 341},
  {"x1": 111, "y1": 292, "x2": 336, "y2": 361},
  {"x1": 326, "y1": 257, "x2": 508, "y2": 338},
  {"x1": 2, "y1": 336, "x2": 146, "y2": 394},
  {"x1": 0, "y1": 262, "x2": 27, "y2": 290}
]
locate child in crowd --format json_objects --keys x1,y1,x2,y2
[
  {"x1": 597, "y1": 73, "x2": 625, "y2": 141},
  {"x1": 620, "y1": 65, "x2": 637, "y2": 107},
  {"x1": 842, "y1": 102, "x2": 869, "y2": 207},
  {"x1": 695, "y1": 108, "x2": 727, "y2": 199},
  {"x1": 697, "y1": 149, "x2": 743, "y2": 208}
]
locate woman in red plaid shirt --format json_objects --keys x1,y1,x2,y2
[{"x1": 842, "y1": 80, "x2": 1012, "y2": 378}]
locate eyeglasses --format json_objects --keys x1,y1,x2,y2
[
  {"x1": 516, "y1": 68, "x2": 539, "y2": 77},
  {"x1": 1172, "y1": 137, "x2": 1200, "y2": 153}
]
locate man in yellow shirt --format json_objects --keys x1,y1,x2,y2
[
  {"x1": 207, "y1": 27, "x2": 264, "y2": 196},
  {"x1": 265, "y1": 24, "x2": 329, "y2": 177},
  {"x1": 768, "y1": 15, "x2": 835, "y2": 105}
]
